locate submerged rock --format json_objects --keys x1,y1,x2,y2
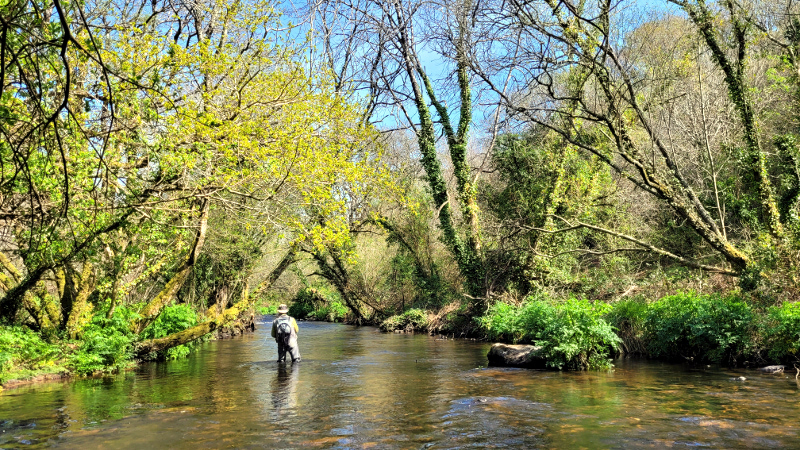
[
  {"x1": 487, "y1": 344, "x2": 547, "y2": 369},
  {"x1": 758, "y1": 365, "x2": 785, "y2": 374}
]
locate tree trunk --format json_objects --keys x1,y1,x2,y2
[
  {"x1": 675, "y1": 0, "x2": 784, "y2": 239},
  {"x1": 133, "y1": 198, "x2": 209, "y2": 333},
  {"x1": 135, "y1": 246, "x2": 296, "y2": 357},
  {"x1": 395, "y1": 5, "x2": 485, "y2": 298},
  {"x1": 0, "y1": 266, "x2": 50, "y2": 323},
  {"x1": 308, "y1": 245, "x2": 371, "y2": 322},
  {"x1": 65, "y1": 263, "x2": 95, "y2": 339}
]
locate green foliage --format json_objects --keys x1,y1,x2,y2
[
  {"x1": 140, "y1": 304, "x2": 200, "y2": 360},
  {"x1": 289, "y1": 286, "x2": 346, "y2": 322},
  {"x1": 479, "y1": 296, "x2": 620, "y2": 370},
  {"x1": 773, "y1": 134, "x2": 800, "y2": 229},
  {"x1": 645, "y1": 292, "x2": 756, "y2": 365},
  {"x1": 480, "y1": 293, "x2": 798, "y2": 368},
  {"x1": 605, "y1": 298, "x2": 649, "y2": 355},
  {"x1": 478, "y1": 301, "x2": 519, "y2": 342},
  {"x1": 256, "y1": 304, "x2": 278, "y2": 315},
  {"x1": 289, "y1": 287, "x2": 320, "y2": 318},
  {"x1": 308, "y1": 298, "x2": 348, "y2": 322},
  {"x1": 68, "y1": 307, "x2": 139, "y2": 375},
  {"x1": 388, "y1": 251, "x2": 450, "y2": 308},
  {"x1": 762, "y1": 301, "x2": 800, "y2": 363},
  {"x1": 380, "y1": 308, "x2": 429, "y2": 332},
  {"x1": 480, "y1": 131, "x2": 621, "y2": 294},
  {"x1": 0, "y1": 326, "x2": 64, "y2": 384}
]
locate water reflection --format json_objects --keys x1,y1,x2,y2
[
  {"x1": 1, "y1": 321, "x2": 799, "y2": 449},
  {"x1": 271, "y1": 362, "x2": 299, "y2": 411}
]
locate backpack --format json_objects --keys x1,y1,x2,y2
[{"x1": 276, "y1": 316, "x2": 292, "y2": 346}]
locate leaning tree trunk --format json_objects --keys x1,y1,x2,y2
[
  {"x1": 64, "y1": 263, "x2": 95, "y2": 339},
  {"x1": 134, "y1": 246, "x2": 296, "y2": 357},
  {"x1": 309, "y1": 246, "x2": 371, "y2": 322},
  {"x1": 674, "y1": 0, "x2": 784, "y2": 240},
  {"x1": 133, "y1": 199, "x2": 209, "y2": 334}
]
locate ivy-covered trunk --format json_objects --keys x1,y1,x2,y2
[
  {"x1": 677, "y1": 0, "x2": 784, "y2": 240},
  {"x1": 395, "y1": 0, "x2": 486, "y2": 300}
]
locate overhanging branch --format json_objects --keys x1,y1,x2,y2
[{"x1": 523, "y1": 214, "x2": 737, "y2": 275}]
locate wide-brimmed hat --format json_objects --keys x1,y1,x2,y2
[{"x1": 277, "y1": 304, "x2": 289, "y2": 314}]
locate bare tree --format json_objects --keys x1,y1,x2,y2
[
  {"x1": 308, "y1": 0, "x2": 491, "y2": 298},
  {"x1": 468, "y1": 0, "x2": 800, "y2": 278}
]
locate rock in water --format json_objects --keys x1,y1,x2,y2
[
  {"x1": 487, "y1": 344, "x2": 547, "y2": 369},
  {"x1": 758, "y1": 365, "x2": 785, "y2": 374}
]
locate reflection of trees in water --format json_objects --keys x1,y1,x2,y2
[{"x1": 271, "y1": 363, "x2": 300, "y2": 411}]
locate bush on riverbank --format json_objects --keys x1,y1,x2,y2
[
  {"x1": 762, "y1": 301, "x2": 800, "y2": 363},
  {"x1": 644, "y1": 292, "x2": 756, "y2": 365},
  {"x1": 479, "y1": 296, "x2": 621, "y2": 370},
  {"x1": 0, "y1": 326, "x2": 65, "y2": 384},
  {"x1": 289, "y1": 286, "x2": 348, "y2": 322},
  {"x1": 380, "y1": 308, "x2": 429, "y2": 332},
  {"x1": 481, "y1": 291, "x2": 800, "y2": 370},
  {"x1": 1, "y1": 304, "x2": 212, "y2": 384},
  {"x1": 635, "y1": 292, "x2": 800, "y2": 366},
  {"x1": 67, "y1": 307, "x2": 138, "y2": 374},
  {"x1": 140, "y1": 304, "x2": 201, "y2": 360},
  {"x1": 256, "y1": 304, "x2": 278, "y2": 315},
  {"x1": 605, "y1": 299, "x2": 648, "y2": 355}
]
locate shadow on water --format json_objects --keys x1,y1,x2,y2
[{"x1": 1, "y1": 319, "x2": 799, "y2": 448}]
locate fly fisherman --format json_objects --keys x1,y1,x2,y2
[{"x1": 271, "y1": 304, "x2": 301, "y2": 362}]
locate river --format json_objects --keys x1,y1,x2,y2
[{"x1": 1, "y1": 319, "x2": 799, "y2": 448}]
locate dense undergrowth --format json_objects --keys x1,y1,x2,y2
[
  {"x1": 0, "y1": 285, "x2": 349, "y2": 386},
  {"x1": 379, "y1": 308, "x2": 429, "y2": 333},
  {"x1": 370, "y1": 291, "x2": 800, "y2": 371},
  {"x1": 479, "y1": 297, "x2": 621, "y2": 370},
  {"x1": 4, "y1": 291, "x2": 798, "y2": 383},
  {"x1": 287, "y1": 286, "x2": 349, "y2": 322},
  {"x1": 0, "y1": 304, "x2": 216, "y2": 385},
  {"x1": 0, "y1": 326, "x2": 64, "y2": 385},
  {"x1": 477, "y1": 292, "x2": 800, "y2": 370}
]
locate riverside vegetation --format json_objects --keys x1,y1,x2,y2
[{"x1": 2, "y1": 0, "x2": 800, "y2": 385}]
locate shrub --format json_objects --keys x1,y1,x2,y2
[
  {"x1": 645, "y1": 292, "x2": 755, "y2": 365},
  {"x1": 289, "y1": 286, "x2": 346, "y2": 322},
  {"x1": 140, "y1": 304, "x2": 200, "y2": 360},
  {"x1": 380, "y1": 308, "x2": 429, "y2": 332},
  {"x1": 762, "y1": 301, "x2": 800, "y2": 363},
  {"x1": 479, "y1": 296, "x2": 620, "y2": 370},
  {"x1": 476, "y1": 300, "x2": 524, "y2": 342},
  {"x1": 606, "y1": 298, "x2": 649, "y2": 355},
  {"x1": 535, "y1": 299, "x2": 620, "y2": 370},
  {"x1": 0, "y1": 326, "x2": 63, "y2": 384},
  {"x1": 68, "y1": 307, "x2": 138, "y2": 374},
  {"x1": 256, "y1": 304, "x2": 278, "y2": 315},
  {"x1": 308, "y1": 298, "x2": 348, "y2": 322}
]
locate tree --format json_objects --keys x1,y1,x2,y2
[
  {"x1": 479, "y1": 130, "x2": 620, "y2": 294},
  {"x1": 310, "y1": 0, "x2": 489, "y2": 299},
  {"x1": 1, "y1": 0, "x2": 397, "y2": 354},
  {"x1": 471, "y1": 0, "x2": 800, "y2": 283}
]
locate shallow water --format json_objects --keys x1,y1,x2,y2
[{"x1": 1, "y1": 319, "x2": 799, "y2": 448}]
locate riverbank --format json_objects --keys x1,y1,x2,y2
[
  {"x1": 0, "y1": 309, "x2": 258, "y2": 391},
  {"x1": 5, "y1": 290, "x2": 799, "y2": 391},
  {"x1": 375, "y1": 292, "x2": 800, "y2": 371}
]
